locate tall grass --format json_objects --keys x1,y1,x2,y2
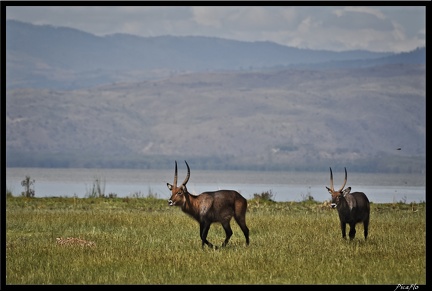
[{"x1": 6, "y1": 197, "x2": 425, "y2": 285}]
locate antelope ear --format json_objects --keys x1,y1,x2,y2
[
  {"x1": 325, "y1": 186, "x2": 332, "y2": 193},
  {"x1": 167, "y1": 183, "x2": 173, "y2": 190},
  {"x1": 342, "y1": 187, "x2": 351, "y2": 196}
]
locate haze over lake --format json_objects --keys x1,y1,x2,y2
[{"x1": 6, "y1": 167, "x2": 425, "y2": 204}]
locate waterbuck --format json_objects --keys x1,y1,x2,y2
[
  {"x1": 326, "y1": 167, "x2": 370, "y2": 240},
  {"x1": 167, "y1": 161, "x2": 250, "y2": 249}
]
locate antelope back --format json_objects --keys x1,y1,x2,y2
[
  {"x1": 346, "y1": 190, "x2": 370, "y2": 211},
  {"x1": 167, "y1": 160, "x2": 191, "y2": 206},
  {"x1": 325, "y1": 167, "x2": 348, "y2": 208}
]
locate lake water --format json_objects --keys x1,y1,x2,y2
[{"x1": 5, "y1": 167, "x2": 426, "y2": 204}]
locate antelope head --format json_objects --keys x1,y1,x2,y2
[
  {"x1": 326, "y1": 167, "x2": 348, "y2": 208},
  {"x1": 167, "y1": 160, "x2": 190, "y2": 206}
]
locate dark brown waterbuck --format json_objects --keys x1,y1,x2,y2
[
  {"x1": 167, "y1": 161, "x2": 250, "y2": 249},
  {"x1": 326, "y1": 167, "x2": 370, "y2": 240}
]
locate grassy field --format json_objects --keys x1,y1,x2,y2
[{"x1": 5, "y1": 196, "x2": 426, "y2": 285}]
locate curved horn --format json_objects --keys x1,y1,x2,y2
[
  {"x1": 337, "y1": 167, "x2": 348, "y2": 192},
  {"x1": 329, "y1": 167, "x2": 334, "y2": 191},
  {"x1": 182, "y1": 160, "x2": 190, "y2": 186},
  {"x1": 173, "y1": 161, "x2": 178, "y2": 187}
]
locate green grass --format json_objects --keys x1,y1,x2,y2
[{"x1": 6, "y1": 196, "x2": 426, "y2": 285}]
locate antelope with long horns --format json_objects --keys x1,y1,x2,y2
[
  {"x1": 167, "y1": 161, "x2": 250, "y2": 249},
  {"x1": 326, "y1": 167, "x2": 370, "y2": 240}
]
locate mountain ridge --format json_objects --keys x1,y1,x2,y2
[
  {"x1": 5, "y1": 20, "x2": 426, "y2": 172},
  {"x1": 7, "y1": 19, "x2": 424, "y2": 90},
  {"x1": 6, "y1": 65, "x2": 425, "y2": 172}
]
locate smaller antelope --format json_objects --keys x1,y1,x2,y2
[
  {"x1": 167, "y1": 161, "x2": 250, "y2": 249},
  {"x1": 326, "y1": 167, "x2": 370, "y2": 240}
]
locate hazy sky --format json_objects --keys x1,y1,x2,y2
[{"x1": 6, "y1": 5, "x2": 426, "y2": 53}]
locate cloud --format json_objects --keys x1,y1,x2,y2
[
  {"x1": 192, "y1": 6, "x2": 226, "y2": 28},
  {"x1": 333, "y1": 6, "x2": 386, "y2": 20},
  {"x1": 329, "y1": 6, "x2": 393, "y2": 31}
]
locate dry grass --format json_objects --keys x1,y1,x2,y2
[{"x1": 6, "y1": 196, "x2": 426, "y2": 285}]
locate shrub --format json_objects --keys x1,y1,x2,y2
[
  {"x1": 21, "y1": 175, "x2": 35, "y2": 197},
  {"x1": 253, "y1": 190, "x2": 274, "y2": 201}
]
